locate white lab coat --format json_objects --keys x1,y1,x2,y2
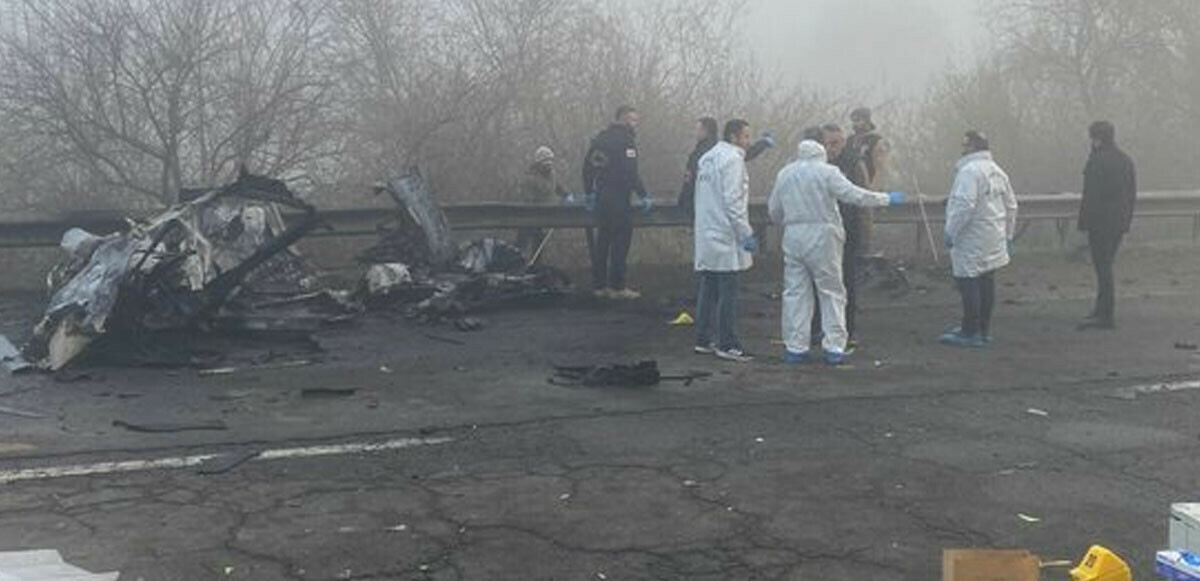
[
  {"x1": 768, "y1": 140, "x2": 891, "y2": 354},
  {"x1": 945, "y1": 151, "x2": 1019, "y2": 278},
  {"x1": 694, "y1": 141, "x2": 754, "y2": 272}
]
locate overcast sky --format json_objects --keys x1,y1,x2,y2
[{"x1": 743, "y1": 0, "x2": 985, "y2": 98}]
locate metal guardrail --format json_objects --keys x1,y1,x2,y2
[{"x1": 1, "y1": 191, "x2": 1198, "y2": 249}]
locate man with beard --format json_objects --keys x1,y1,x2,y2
[{"x1": 583, "y1": 105, "x2": 654, "y2": 300}]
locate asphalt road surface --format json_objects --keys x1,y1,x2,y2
[{"x1": 1, "y1": 247, "x2": 1199, "y2": 580}]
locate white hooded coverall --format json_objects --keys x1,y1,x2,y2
[
  {"x1": 768, "y1": 140, "x2": 892, "y2": 355},
  {"x1": 945, "y1": 151, "x2": 1018, "y2": 279}
]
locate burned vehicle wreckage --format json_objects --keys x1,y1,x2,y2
[{"x1": 18, "y1": 170, "x2": 569, "y2": 371}]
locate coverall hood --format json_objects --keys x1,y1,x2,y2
[{"x1": 796, "y1": 140, "x2": 827, "y2": 162}]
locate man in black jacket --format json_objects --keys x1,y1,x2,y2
[
  {"x1": 1078, "y1": 120, "x2": 1137, "y2": 330},
  {"x1": 583, "y1": 105, "x2": 653, "y2": 300},
  {"x1": 678, "y1": 117, "x2": 719, "y2": 213}
]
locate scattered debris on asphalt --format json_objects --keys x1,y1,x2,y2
[
  {"x1": 1111, "y1": 379, "x2": 1200, "y2": 400},
  {"x1": 21, "y1": 170, "x2": 351, "y2": 371},
  {"x1": 358, "y1": 172, "x2": 570, "y2": 325},
  {"x1": 112, "y1": 419, "x2": 228, "y2": 433},
  {"x1": 197, "y1": 359, "x2": 313, "y2": 377},
  {"x1": 0, "y1": 404, "x2": 48, "y2": 419}
]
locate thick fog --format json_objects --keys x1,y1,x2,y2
[
  {"x1": 0, "y1": 0, "x2": 1195, "y2": 211},
  {"x1": 746, "y1": 0, "x2": 983, "y2": 96}
]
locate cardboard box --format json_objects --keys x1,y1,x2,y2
[
  {"x1": 1171, "y1": 504, "x2": 1200, "y2": 553},
  {"x1": 943, "y1": 549, "x2": 1040, "y2": 581}
]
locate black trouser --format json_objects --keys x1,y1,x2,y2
[
  {"x1": 1088, "y1": 229, "x2": 1124, "y2": 323},
  {"x1": 592, "y1": 202, "x2": 633, "y2": 290},
  {"x1": 955, "y1": 270, "x2": 996, "y2": 338},
  {"x1": 811, "y1": 220, "x2": 860, "y2": 343}
]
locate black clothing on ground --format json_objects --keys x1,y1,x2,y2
[
  {"x1": 956, "y1": 270, "x2": 996, "y2": 338},
  {"x1": 1088, "y1": 230, "x2": 1123, "y2": 324},
  {"x1": 583, "y1": 123, "x2": 647, "y2": 290},
  {"x1": 678, "y1": 136, "x2": 718, "y2": 211}
]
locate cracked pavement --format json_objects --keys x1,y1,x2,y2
[{"x1": 1, "y1": 247, "x2": 1199, "y2": 580}]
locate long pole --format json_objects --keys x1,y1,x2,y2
[{"x1": 913, "y1": 176, "x2": 940, "y2": 264}]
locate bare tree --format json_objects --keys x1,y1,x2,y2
[{"x1": 0, "y1": 0, "x2": 338, "y2": 206}]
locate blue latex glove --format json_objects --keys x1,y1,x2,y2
[
  {"x1": 761, "y1": 131, "x2": 777, "y2": 148},
  {"x1": 741, "y1": 236, "x2": 759, "y2": 254},
  {"x1": 1006, "y1": 239, "x2": 1015, "y2": 256},
  {"x1": 640, "y1": 196, "x2": 654, "y2": 214},
  {"x1": 887, "y1": 191, "x2": 906, "y2": 206},
  {"x1": 944, "y1": 233, "x2": 953, "y2": 249},
  {"x1": 584, "y1": 192, "x2": 597, "y2": 212}
]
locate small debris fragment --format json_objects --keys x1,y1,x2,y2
[
  {"x1": 112, "y1": 419, "x2": 228, "y2": 433},
  {"x1": 754, "y1": 437, "x2": 765, "y2": 443},
  {"x1": 1026, "y1": 408, "x2": 1050, "y2": 418},
  {"x1": 198, "y1": 367, "x2": 237, "y2": 377},
  {"x1": 682, "y1": 480, "x2": 699, "y2": 488},
  {"x1": 196, "y1": 450, "x2": 260, "y2": 475},
  {"x1": 1174, "y1": 342, "x2": 1198, "y2": 351},
  {"x1": 453, "y1": 317, "x2": 485, "y2": 332},
  {"x1": 300, "y1": 388, "x2": 357, "y2": 399},
  {"x1": 597, "y1": 573, "x2": 608, "y2": 580},
  {"x1": 1017, "y1": 513, "x2": 1041, "y2": 523},
  {"x1": 379, "y1": 366, "x2": 393, "y2": 374},
  {"x1": 224, "y1": 566, "x2": 235, "y2": 576},
  {"x1": 385, "y1": 524, "x2": 408, "y2": 533},
  {"x1": 558, "y1": 493, "x2": 571, "y2": 501},
  {"x1": 0, "y1": 405, "x2": 48, "y2": 420}
]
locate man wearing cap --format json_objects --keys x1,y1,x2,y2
[
  {"x1": 516, "y1": 146, "x2": 568, "y2": 257},
  {"x1": 844, "y1": 108, "x2": 890, "y2": 257}
]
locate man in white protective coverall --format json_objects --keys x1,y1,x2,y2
[
  {"x1": 939, "y1": 130, "x2": 1018, "y2": 348},
  {"x1": 693, "y1": 119, "x2": 758, "y2": 363},
  {"x1": 768, "y1": 134, "x2": 905, "y2": 366}
]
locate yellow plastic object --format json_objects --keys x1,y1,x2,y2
[
  {"x1": 669, "y1": 311, "x2": 694, "y2": 326},
  {"x1": 1069, "y1": 545, "x2": 1131, "y2": 581}
]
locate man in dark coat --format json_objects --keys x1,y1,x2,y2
[
  {"x1": 582, "y1": 105, "x2": 652, "y2": 300},
  {"x1": 1078, "y1": 120, "x2": 1137, "y2": 330},
  {"x1": 678, "y1": 117, "x2": 719, "y2": 213}
]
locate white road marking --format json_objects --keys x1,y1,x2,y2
[{"x1": 0, "y1": 436, "x2": 453, "y2": 484}]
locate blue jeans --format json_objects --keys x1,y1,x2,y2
[{"x1": 695, "y1": 271, "x2": 740, "y2": 351}]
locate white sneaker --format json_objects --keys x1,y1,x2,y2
[
  {"x1": 694, "y1": 344, "x2": 716, "y2": 355},
  {"x1": 715, "y1": 348, "x2": 754, "y2": 363},
  {"x1": 610, "y1": 288, "x2": 642, "y2": 300}
]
